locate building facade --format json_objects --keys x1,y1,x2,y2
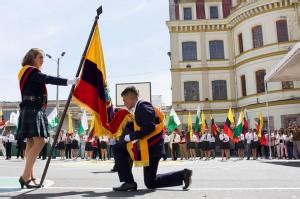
[{"x1": 167, "y1": 0, "x2": 300, "y2": 130}]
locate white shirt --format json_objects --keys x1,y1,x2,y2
[
  {"x1": 191, "y1": 134, "x2": 199, "y2": 142},
  {"x1": 286, "y1": 134, "x2": 293, "y2": 142},
  {"x1": 245, "y1": 132, "x2": 253, "y2": 144},
  {"x1": 252, "y1": 133, "x2": 258, "y2": 142},
  {"x1": 210, "y1": 136, "x2": 215, "y2": 143},
  {"x1": 172, "y1": 133, "x2": 180, "y2": 143},
  {"x1": 163, "y1": 134, "x2": 170, "y2": 143},
  {"x1": 202, "y1": 133, "x2": 212, "y2": 142},
  {"x1": 100, "y1": 136, "x2": 109, "y2": 142},
  {"x1": 5, "y1": 134, "x2": 15, "y2": 143},
  {"x1": 219, "y1": 133, "x2": 229, "y2": 142},
  {"x1": 239, "y1": 134, "x2": 245, "y2": 141}
]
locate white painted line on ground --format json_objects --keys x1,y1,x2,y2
[{"x1": 46, "y1": 186, "x2": 300, "y2": 191}]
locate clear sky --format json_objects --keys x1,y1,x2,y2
[{"x1": 0, "y1": 0, "x2": 172, "y2": 106}]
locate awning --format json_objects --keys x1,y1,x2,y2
[{"x1": 265, "y1": 42, "x2": 300, "y2": 82}]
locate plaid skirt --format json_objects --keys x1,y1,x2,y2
[{"x1": 16, "y1": 106, "x2": 49, "y2": 140}]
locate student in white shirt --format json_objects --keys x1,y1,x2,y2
[
  {"x1": 245, "y1": 130, "x2": 253, "y2": 160},
  {"x1": 100, "y1": 135, "x2": 109, "y2": 161},
  {"x1": 0, "y1": 134, "x2": 6, "y2": 158},
  {"x1": 237, "y1": 133, "x2": 245, "y2": 160},
  {"x1": 219, "y1": 130, "x2": 230, "y2": 160},
  {"x1": 209, "y1": 132, "x2": 216, "y2": 159},
  {"x1": 171, "y1": 129, "x2": 180, "y2": 161},
  {"x1": 286, "y1": 130, "x2": 294, "y2": 159},
  {"x1": 251, "y1": 129, "x2": 259, "y2": 160},
  {"x1": 5, "y1": 131, "x2": 15, "y2": 160},
  {"x1": 162, "y1": 131, "x2": 170, "y2": 161},
  {"x1": 57, "y1": 130, "x2": 66, "y2": 160},
  {"x1": 202, "y1": 129, "x2": 212, "y2": 160},
  {"x1": 71, "y1": 133, "x2": 80, "y2": 160}
]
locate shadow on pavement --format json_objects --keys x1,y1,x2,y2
[
  {"x1": 263, "y1": 161, "x2": 300, "y2": 168},
  {"x1": 11, "y1": 189, "x2": 155, "y2": 198}
]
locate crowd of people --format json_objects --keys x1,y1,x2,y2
[
  {"x1": 1, "y1": 126, "x2": 299, "y2": 162},
  {"x1": 162, "y1": 126, "x2": 300, "y2": 161}
]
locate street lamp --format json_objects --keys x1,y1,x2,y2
[{"x1": 46, "y1": 52, "x2": 66, "y2": 114}]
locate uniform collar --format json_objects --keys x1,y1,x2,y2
[{"x1": 130, "y1": 98, "x2": 141, "y2": 113}]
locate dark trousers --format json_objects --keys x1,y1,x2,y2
[
  {"x1": 17, "y1": 141, "x2": 25, "y2": 159},
  {"x1": 114, "y1": 142, "x2": 184, "y2": 189},
  {"x1": 112, "y1": 145, "x2": 118, "y2": 170},
  {"x1": 246, "y1": 144, "x2": 251, "y2": 159},
  {"x1": 162, "y1": 143, "x2": 169, "y2": 160},
  {"x1": 172, "y1": 143, "x2": 179, "y2": 160},
  {"x1": 287, "y1": 143, "x2": 293, "y2": 159},
  {"x1": 5, "y1": 142, "x2": 12, "y2": 159},
  {"x1": 65, "y1": 144, "x2": 72, "y2": 159}
]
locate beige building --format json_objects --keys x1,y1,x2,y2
[{"x1": 167, "y1": 0, "x2": 300, "y2": 130}]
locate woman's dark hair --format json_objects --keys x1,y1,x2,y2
[{"x1": 22, "y1": 48, "x2": 44, "y2": 67}]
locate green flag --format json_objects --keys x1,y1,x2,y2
[
  {"x1": 79, "y1": 110, "x2": 88, "y2": 135},
  {"x1": 48, "y1": 108, "x2": 59, "y2": 129},
  {"x1": 194, "y1": 106, "x2": 201, "y2": 132},
  {"x1": 168, "y1": 108, "x2": 181, "y2": 132},
  {"x1": 234, "y1": 111, "x2": 244, "y2": 138}
]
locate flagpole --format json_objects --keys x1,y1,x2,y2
[{"x1": 39, "y1": 6, "x2": 103, "y2": 187}]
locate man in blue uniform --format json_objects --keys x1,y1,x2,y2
[{"x1": 113, "y1": 86, "x2": 192, "y2": 191}]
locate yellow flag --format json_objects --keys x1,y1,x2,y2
[
  {"x1": 201, "y1": 111, "x2": 206, "y2": 134},
  {"x1": 257, "y1": 112, "x2": 263, "y2": 138},
  {"x1": 68, "y1": 112, "x2": 74, "y2": 134},
  {"x1": 188, "y1": 112, "x2": 193, "y2": 140}
]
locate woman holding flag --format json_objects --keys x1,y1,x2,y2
[{"x1": 16, "y1": 48, "x2": 78, "y2": 188}]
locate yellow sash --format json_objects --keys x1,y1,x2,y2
[{"x1": 126, "y1": 107, "x2": 164, "y2": 167}]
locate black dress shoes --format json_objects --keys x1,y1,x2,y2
[
  {"x1": 113, "y1": 182, "x2": 137, "y2": 192},
  {"x1": 182, "y1": 169, "x2": 192, "y2": 190}
]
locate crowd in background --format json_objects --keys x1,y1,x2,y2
[
  {"x1": 162, "y1": 126, "x2": 300, "y2": 161},
  {"x1": 1, "y1": 126, "x2": 300, "y2": 162}
]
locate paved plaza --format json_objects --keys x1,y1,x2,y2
[{"x1": 0, "y1": 157, "x2": 300, "y2": 199}]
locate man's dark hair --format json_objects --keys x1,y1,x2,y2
[{"x1": 121, "y1": 86, "x2": 139, "y2": 97}]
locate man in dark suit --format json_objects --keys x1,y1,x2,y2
[{"x1": 113, "y1": 86, "x2": 192, "y2": 191}]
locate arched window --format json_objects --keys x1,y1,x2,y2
[
  {"x1": 276, "y1": 20, "x2": 289, "y2": 42},
  {"x1": 252, "y1": 25, "x2": 263, "y2": 48},
  {"x1": 212, "y1": 80, "x2": 227, "y2": 100},
  {"x1": 182, "y1": 42, "x2": 197, "y2": 61},
  {"x1": 184, "y1": 81, "x2": 199, "y2": 101},
  {"x1": 255, "y1": 70, "x2": 266, "y2": 93}
]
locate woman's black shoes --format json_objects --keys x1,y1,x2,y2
[{"x1": 19, "y1": 176, "x2": 41, "y2": 189}]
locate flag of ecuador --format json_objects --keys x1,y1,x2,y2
[{"x1": 73, "y1": 23, "x2": 114, "y2": 136}]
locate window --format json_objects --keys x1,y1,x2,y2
[
  {"x1": 210, "y1": 6, "x2": 219, "y2": 19},
  {"x1": 183, "y1": 7, "x2": 192, "y2": 20},
  {"x1": 182, "y1": 42, "x2": 197, "y2": 61},
  {"x1": 282, "y1": 81, "x2": 294, "y2": 89},
  {"x1": 222, "y1": 0, "x2": 232, "y2": 18},
  {"x1": 252, "y1": 25, "x2": 263, "y2": 48},
  {"x1": 255, "y1": 70, "x2": 266, "y2": 93},
  {"x1": 196, "y1": 0, "x2": 205, "y2": 19},
  {"x1": 184, "y1": 81, "x2": 199, "y2": 101},
  {"x1": 212, "y1": 80, "x2": 227, "y2": 100},
  {"x1": 209, "y1": 40, "x2": 224, "y2": 59},
  {"x1": 276, "y1": 20, "x2": 289, "y2": 42},
  {"x1": 241, "y1": 75, "x2": 247, "y2": 97},
  {"x1": 238, "y1": 33, "x2": 244, "y2": 53}
]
